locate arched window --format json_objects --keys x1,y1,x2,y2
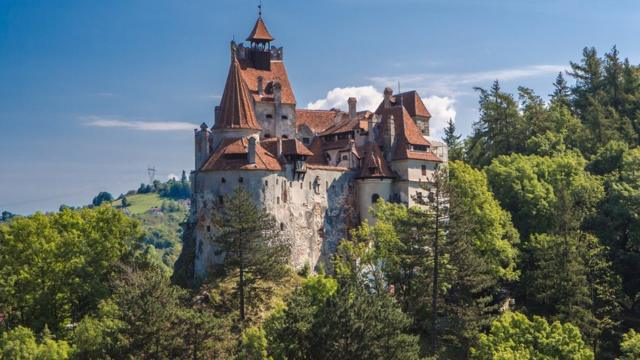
[
  {"x1": 221, "y1": 177, "x2": 226, "y2": 184},
  {"x1": 371, "y1": 193, "x2": 380, "y2": 204}
]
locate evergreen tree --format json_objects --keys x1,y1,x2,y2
[
  {"x1": 442, "y1": 118, "x2": 463, "y2": 160},
  {"x1": 211, "y1": 187, "x2": 291, "y2": 322},
  {"x1": 551, "y1": 72, "x2": 571, "y2": 108}
]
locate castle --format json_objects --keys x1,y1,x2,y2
[{"x1": 187, "y1": 14, "x2": 447, "y2": 277}]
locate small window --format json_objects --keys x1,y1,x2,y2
[
  {"x1": 239, "y1": 177, "x2": 244, "y2": 183},
  {"x1": 309, "y1": 182, "x2": 312, "y2": 190},
  {"x1": 282, "y1": 135, "x2": 289, "y2": 139},
  {"x1": 266, "y1": 114, "x2": 273, "y2": 119},
  {"x1": 421, "y1": 165, "x2": 427, "y2": 176},
  {"x1": 372, "y1": 193, "x2": 380, "y2": 204},
  {"x1": 276, "y1": 179, "x2": 279, "y2": 185},
  {"x1": 277, "y1": 196, "x2": 280, "y2": 204},
  {"x1": 265, "y1": 180, "x2": 268, "y2": 186},
  {"x1": 341, "y1": 154, "x2": 348, "y2": 161},
  {"x1": 206, "y1": 225, "x2": 211, "y2": 233},
  {"x1": 280, "y1": 223, "x2": 285, "y2": 231},
  {"x1": 300, "y1": 182, "x2": 303, "y2": 189},
  {"x1": 218, "y1": 196, "x2": 224, "y2": 204},
  {"x1": 302, "y1": 137, "x2": 310, "y2": 144},
  {"x1": 281, "y1": 115, "x2": 288, "y2": 120},
  {"x1": 264, "y1": 134, "x2": 272, "y2": 139},
  {"x1": 221, "y1": 177, "x2": 226, "y2": 184}
]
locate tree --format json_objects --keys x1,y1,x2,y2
[
  {"x1": 1, "y1": 210, "x2": 14, "y2": 222},
  {"x1": 308, "y1": 283, "x2": 421, "y2": 360},
  {"x1": 239, "y1": 327, "x2": 271, "y2": 360},
  {"x1": 470, "y1": 312, "x2": 594, "y2": 360},
  {"x1": 211, "y1": 187, "x2": 290, "y2": 322},
  {"x1": 466, "y1": 80, "x2": 527, "y2": 167},
  {"x1": 442, "y1": 118, "x2": 463, "y2": 161},
  {"x1": 92, "y1": 191, "x2": 114, "y2": 206},
  {"x1": 550, "y1": 72, "x2": 571, "y2": 108},
  {"x1": 619, "y1": 329, "x2": 640, "y2": 360},
  {"x1": 121, "y1": 196, "x2": 131, "y2": 208},
  {"x1": 0, "y1": 326, "x2": 72, "y2": 360},
  {"x1": 485, "y1": 153, "x2": 603, "y2": 239},
  {"x1": 265, "y1": 274, "x2": 338, "y2": 359},
  {"x1": 0, "y1": 207, "x2": 142, "y2": 334}
]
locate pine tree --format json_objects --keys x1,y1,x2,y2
[
  {"x1": 211, "y1": 187, "x2": 291, "y2": 322},
  {"x1": 550, "y1": 72, "x2": 571, "y2": 108},
  {"x1": 442, "y1": 118, "x2": 463, "y2": 161}
]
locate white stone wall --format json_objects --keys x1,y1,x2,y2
[
  {"x1": 390, "y1": 159, "x2": 437, "y2": 182},
  {"x1": 356, "y1": 178, "x2": 392, "y2": 224},
  {"x1": 255, "y1": 102, "x2": 296, "y2": 139},
  {"x1": 190, "y1": 167, "x2": 355, "y2": 277}
]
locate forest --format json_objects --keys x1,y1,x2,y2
[{"x1": 2, "y1": 46, "x2": 640, "y2": 359}]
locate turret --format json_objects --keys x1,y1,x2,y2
[
  {"x1": 195, "y1": 122, "x2": 210, "y2": 169},
  {"x1": 383, "y1": 87, "x2": 394, "y2": 108}
]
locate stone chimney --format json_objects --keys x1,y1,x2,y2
[
  {"x1": 273, "y1": 81, "x2": 282, "y2": 105},
  {"x1": 195, "y1": 122, "x2": 210, "y2": 170},
  {"x1": 385, "y1": 115, "x2": 396, "y2": 154},
  {"x1": 383, "y1": 87, "x2": 394, "y2": 108},
  {"x1": 248, "y1": 137, "x2": 256, "y2": 164},
  {"x1": 257, "y1": 76, "x2": 264, "y2": 96},
  {"x1": 277, "y1": 136, "x2": 283, "y2": 157},
  {"x1": 348, "y1": 97, "x2": 357, "y2": 119},
  {"x1": 368, "y1": 114, "x2": 380, "y2": 143}
]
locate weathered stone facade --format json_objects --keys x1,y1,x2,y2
[{"x1": 181, "y1": 15, "x2": 447, "y2": 279}]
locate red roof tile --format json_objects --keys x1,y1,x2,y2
[
  {"x1": 377, "y1": 106, "x2": 430, "y2": 147},
  {"x1": 319, "y1": 111, "x2": 371, "y2": 136},
  {"x1": 261, "y1": 138, "x2": 314, "y2": 157},
  {"x1": 238, "y1": 59, "x2": 296, "y2": 105},
  {"x1": 215, "y1": 57, "x2": 262, "y2": 130},
  {"x1": 201, "y1": 138, "x2": 282, "y2": 171},
  {"x1": 246, "y1": 17, "x2": 274, "y2": 42},
  {"x1": 375, "y1": 90, "x2": 431, "y2": 119},
  {"x1": 359, "y1": 142, "x2": 394, "y2": 178},
  {"x1": 295, "y1": 109, "x2": 339, "y2": 133}
]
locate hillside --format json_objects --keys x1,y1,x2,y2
[{"x1": 113, "y1": 193, "x2": 189, "y2": 272}]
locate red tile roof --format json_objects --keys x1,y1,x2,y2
[
  {"x1": 375, "y1": 90, "x2": 431, "y2": 119},
  {"x1": 377, "y1": 106, "x2": 430, "y2": 147},
  {"x1": 319, "y1": 111, "x2": 371, "y2": 136},
  {"x1": 215, "y1": 57, "x2": 262, "y2": 130},
  {"x1": 295, "y1": 109, "x2": 339, "y2": 133},
  {"x1": 359, "y1": 142, "x2": 394, "y2": 178},
  {"x1": 201, "y1": 138, "x2": 282, "y2": 171},
  {"x1": 261, "y1": 138, "x2": 314, "y2": 157},
  {"x1": 238, "y1": 59, "x2": 296, "y2": 105},
  {"x1": 246, "y1": 17, "x2": 274, "y2": 42}
]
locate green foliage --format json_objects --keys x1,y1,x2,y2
[
  {"x1": 442, "y1": 118, "x2": 463, "y2": 161},
  {"x1": 92, "y1": 191, "x2": 114, "y2": 206},
  {"x1": 486, "y1": 153, "x2": 603, "y2": 238},
  {"x1": 120, "y1": 196, "x2": 131, "y2": 208},
  {"x1": 448, "y1": 161, "x2": 519, "y2": 281},
  {"x1": 619, "y1": 329, "x2": 640, "y2": 360},
  {"x1": 0, "y1": 206, "x2": 142, "y2": 334},
  {"x1": 239, "y1": 327, "x2": 272, "y2": 360},
  {"x1": 211, "y1": 187, "x2": 291, "y2": 322},
  {"x1": 470, "y1": 312, "x2": 594, "y2": 360},
  {"x1": 0, "y1": 326, "x2": 71, "y2": 360}
]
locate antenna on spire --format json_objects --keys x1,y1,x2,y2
[
  {"x1": 397, "y1": 81, "x2": 403, "y2": 106},
  {"x1": 258, "y1": 0, "x2": 263, "y2": 17}
]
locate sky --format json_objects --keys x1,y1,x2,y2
[{"x1": 1, "y1": 0, "x2": 639, "y2": 214}]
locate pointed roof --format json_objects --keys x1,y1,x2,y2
[
  {"x1": 200, "y1": 137, "x2": 282, "y2": 171},
  {"x1": 215, "y1": 57, "x2": 262, "y2": 130},
  {"x1": 375, "y1": 90, "x2": 432, "y2": 119},
  {"x1": 358, "y1": 142, "x2": 394, "y2": 178},
  {"x1": 246, "y1": 17, "x2": 274, "y2": 43}
]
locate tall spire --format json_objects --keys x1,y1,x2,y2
[
  {"x1": 246, "y1": 9, "x2": 274, "y2": 43},
  {"x1": 215, "y1": 57, "x2": 261, "y2": 130}
]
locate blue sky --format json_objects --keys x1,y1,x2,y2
[{"x1": 1, "y1": 0, "x2": 639, "y2": 214}]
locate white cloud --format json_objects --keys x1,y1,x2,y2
[
  {"x1": 306, "y1": 86, "x2": 383, "y2": 112},
  {"x1": 424, "y1": 96, "x2": 456, "y2": 138},
  {"x1": 83, "y1": 116, "x2": 198, "y2": 131},
  {"x1": 369, "y1": 64, "x2": 568, "y2": 97}
]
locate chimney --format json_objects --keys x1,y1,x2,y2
[
  {"x1": 383, "y1": 87, "x2": 394, "y2": 108},
  {"x1": 348, "y1": 97, "x2": 357, "y2": 119},
  {"x1": 385, "y1": 115, "x2": 396, "y2": 153},
  {"x1": 257, "y1": 76, "x2": 264, "y2": 96},
  {"x1": 273, "y1": 81, "x2": 282, "y2": 105},
  {"x1": 368, "y1": 114, "x2": 379, "y2": 142},
  {"x1": 276, "y1": 137, "x2": 283, "y2": 157},
  {"x1": 195, "y1": 123, "x2": 210, "y2": 170},
  {"x1": 214, "y1": 106, "x2": 220, "y2": 127},
  {"x1": 248, "y1": 137, "x2": 256, "y2": 164}
]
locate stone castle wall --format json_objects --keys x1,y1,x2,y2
[{"x1": 190, "y1": 167, "x2": 356, "y2": 278}]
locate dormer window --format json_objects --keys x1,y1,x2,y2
[
  {"x1": 281, "y1": 115, "x2": 288, "y2": 120},
  {"x1": 266, "y1": 114, "x2": 273, "y2": 119},
  {"x1": 302, "y1": 137, "x2": 310, "y2": 144}
]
